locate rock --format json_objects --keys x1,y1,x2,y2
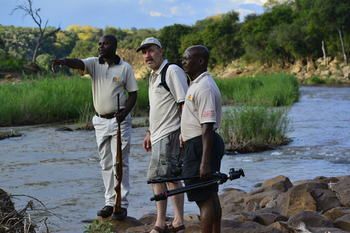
[
  {"x1": 98, "y1": 216, "x2": 143, "y2": 233},
  {"x1": 334, "y1": 214, "x2": 350, "y2": 232},
  {"x1": 253, "y1": 212, "x2": 288, "y2": 226},
  {"x1": 220, "y1": 188, "x2": 246, "y2": 217},
  {"x1": 330, "y1": 176, "x2": 350, "y2": 207},
  {"x1": 287, "y1": 211, "x2": 333, "y2": 229},
  {"x1": 323, "y1": 207, "x2": 350, "y2": 221},
  {"x1": 266, "y1": 222, "x2": 292, "y2": 233},
  {"x1": 261, "y1": 175, "x2": 293, "y2": 192},
  {"x1": 311, "y1": 188, "x2": 341, "y2": 212},
  {"x1": 309, "y1": 227, "x2": 349, "y2": 233},
  {"x1": 342, "y1": 65, "x2": 350, "y2": 80},
  {"x1": 245, "y1": 190, "x2": 281, "y2": 212},
  {"x1": 276, "y1": 183, "x2": 317, "y2": 217},
  {"x1": 0, "y1": 130, "x2": 22, "y2": 140}
]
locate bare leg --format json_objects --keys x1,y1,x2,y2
[
  {"x1": 196, "y1": 193, "x2": 221, "y2": 233},
  {"x1": 150, "y1": 183, "x2": 168, "y2": 233},
  {"x1": 166, "y1": 181, "x2": 184, "y2": 230}
]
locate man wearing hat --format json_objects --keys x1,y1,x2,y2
[{"x1": 138, "y1": 37, "x2": 188, "y2": 233}]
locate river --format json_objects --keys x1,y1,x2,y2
[{"x1": 1, "y1": 86, "x2": 350, "y2": 232}]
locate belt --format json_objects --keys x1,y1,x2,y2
[{"x1": 95, "y1": 112, "x2": 116, "y2": 119}]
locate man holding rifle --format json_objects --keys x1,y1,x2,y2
[
  {"x1": 52, "y1": 35, "x2": 138, "y2": 220},
  {"x1": 181, "y1": 45, "x2": 225, "y2": 233}
]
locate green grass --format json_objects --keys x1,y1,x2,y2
[
  {"x1": 303, "y1": 75, "x2": 343, "y2": 85},
  {"x1": 219, "y1": 106, "x2": 290, "y2": 153},
  {"x1": 0, "y1": 74, "x2": 93, "y2": 126},
  {"x1": 216, "y1": 73, "x2": 299, "y2": 106}
]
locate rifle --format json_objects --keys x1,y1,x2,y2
[
  {"x1": 150, "y1": 168, "x2": 245, "y2": 201},
  {"x1": 113, "y1": 94, "x2": 123, "y2": 217}
]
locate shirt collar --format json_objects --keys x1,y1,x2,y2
[
  {"x1": 192, "y1": 71, "x2": 209, "y2": 84},
  {"x1": 151, "y1": 59, "x2": 168, "y2": 77},
  {"x1": 98, "y1": 54, "x2": 121, "y2": 66}
]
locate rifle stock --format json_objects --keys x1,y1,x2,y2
[{"x1": 114, "y1": 94, "x2": 123, "y2": 214}]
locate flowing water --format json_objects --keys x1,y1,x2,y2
[{"x1": 1, "y1": 86, "x2": 350, "y2": 232}]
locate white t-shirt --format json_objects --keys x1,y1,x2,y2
[
  {"x1": 181, "y1": 72, "x2": 222, "y2": 142},
  {"x1": 148, "y1": 60, "x2": 188, "y2": 144},
  {"x1": 82, "y1": 57, "x2": 138, "y2": 115}
]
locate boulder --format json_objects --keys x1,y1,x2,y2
[
  {"x1": 330, "y1": 176, "x2": 350, "y2": 207},
  {"x1": 98, "y1": 216, "x2": 143, "y2": 233},
  {"x1": 323, "y1": 207, "x2": 350, "y2": 221},
  {"x1": 276, "y1": 183, "x2": 317, "y2": 217},
  {"x1": 261, "y1": 175, "x2": 293, "y2": 192},
  {"x1": 311, "y1": 188, "x2": 341, "y2": 212},
  {"x1": 287, "y1": 211, "x2": 333, "y2": 229},
  {"x1": 334, "y1": 214, "x2": 350, "y2": 232}
]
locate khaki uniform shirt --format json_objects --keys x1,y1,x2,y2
[
  {"x1": 181, "y1": 72, "x2": 222, "y2": 142},
  {"x1": 82, "y1": 57, "x2": 138, "y2": 115},
  {"x1": 149, "y1": 60, "x2": 188, "y2": 144}
]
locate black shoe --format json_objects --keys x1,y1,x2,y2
[
  {"x1": 97, "y1": 206, "x2": 113, "y2": 218},
  {"x1": 111, "y1": 207, "x2": 127, "y2": 220}
]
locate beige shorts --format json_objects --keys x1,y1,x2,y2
[{"x1": 147, "y1": 129, "x2": 182, "y2": 180}]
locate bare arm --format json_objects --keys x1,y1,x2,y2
[
  {"x1": 51, "y1": 58, "x2": 85, "y2": 72},
  {"x1": 200, "y1": 123, "x2": 214, "y2": 178},
  {"x1": 116, "y1": 91, "x2": 137, "y2": 123}
]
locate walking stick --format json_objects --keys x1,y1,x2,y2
[
  {"x1": 150, "y1": 168, "x2": 245, "y2": 201},
  {"x1": 113, "y1": 94, "x2": 123, "y2": 217}
]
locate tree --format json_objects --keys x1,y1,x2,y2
[
  {"x1": 12, "y1": 0, "x2": 60, "y2": 64},
  {"x1": 159, "y1": 24, "x2": 192, "y2": 63}
]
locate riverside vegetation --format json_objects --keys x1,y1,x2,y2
[{"x1": 0, "y1": 73, "x2": 299, "y2": 153}]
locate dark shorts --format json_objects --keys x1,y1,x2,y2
[{"x1": 182, "y1": 132, "x2": 225, "y2": 202}]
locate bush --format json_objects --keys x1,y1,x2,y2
[{"x1": 36, "y1": 53, "x2": 55, "y2": 71}]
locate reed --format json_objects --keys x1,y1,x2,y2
[
  {"x1": 216, "y1": 73, "x2": 299, "y2": 106},
  {"x1": 220, "y1": 106, "x2": 290, "y2": 153}
]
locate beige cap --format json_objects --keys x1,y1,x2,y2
[{"x1": 136, "y1": 37, "x2": 162, "y2": 52}]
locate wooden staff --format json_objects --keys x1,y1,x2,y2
[{"x1": 114, "y1": 93, "x2": 123, "y2": 215}]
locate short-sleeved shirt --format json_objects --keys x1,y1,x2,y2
[
  {"x1": 181, "y1": 72, "x2": 222, "y2": 142},
  {"x1": 82, "y1": 57, "x2": 138, "y2": 115},
  {"x1": 149, "y1": 59, "x2": 188, "y2": 144}
]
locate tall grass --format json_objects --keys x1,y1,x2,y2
[
  {"x1": 0, "y1": 75, "x2": 93, "y2": 126},
  {"x1": 219, "y1": 106, "x2": 290, "y2": 153},
  {"x1": 216, "y1": 73, "x2": 299, "y2": 106},
  {"x1": 216, "y1": 73, "x2": 298, "y2": 152}
]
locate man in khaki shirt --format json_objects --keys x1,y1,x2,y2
[
  {"x1": 52, "y1": 35, "x2": 138, "y2": 220},
  {"x1": 138, "y1": 37, "x2": 188, "y2": 233},
  {"x1": 181, "y1": 45, "x2": 224, "y2": 233}
]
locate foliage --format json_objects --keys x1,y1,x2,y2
[
  {"x1": 180, "y1": 11, "x2": 242, "y2": 66},
  {"x1": 36, "y1": 53, "x2": 54, "y2": 71},
  {"x1": 69, "y1": 40, "x2": 98, "y2": 58},
  {"x1": 2, "y1": 0, "x2": 349, "y2": 69},
  {"x1": 84, "y1": 220, "x2": 114, "y2": 233},
  {"x1": 159, "y1": 24, "x2": 192, "y2": 63}
]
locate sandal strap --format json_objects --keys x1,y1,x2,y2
[
  {"x1": 169, "y1": 224, "x2": 185, "y2": 232},
  {"x1": 153, "y1": 226, "x2": 166, "y2": 233}
]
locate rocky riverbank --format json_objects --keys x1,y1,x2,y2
[
  {"x1": 96, "y1": 175, "x2": 350, "y2": 233},
  {"x1": 2, "y1": 175, "x2": 350, "y2": 232},
  {"x1": 215, "y1": 57, "x2": 350, "y2": 85}
]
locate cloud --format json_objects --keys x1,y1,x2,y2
[{"x1": 149, "y1": 11, "x2": 165, "y2": 17}]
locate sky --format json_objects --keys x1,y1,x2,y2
[{"x1": 1, "y1": 0, "x2": 267, "y2": 30}]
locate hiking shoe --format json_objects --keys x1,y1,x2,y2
[
  {"x1": 111, "y1": 207, "x2": 127, "y2": 220},
  {"x1": 97, "y1": 206, "x2": 113, "y2": 218}
]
